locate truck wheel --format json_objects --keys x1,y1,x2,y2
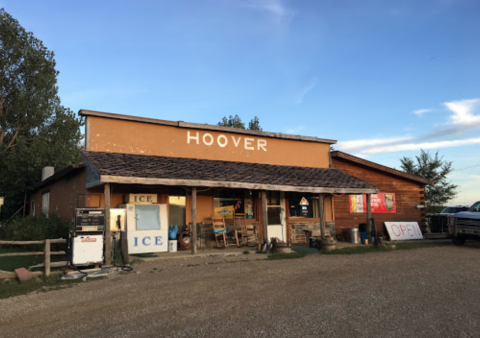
[{"x1": 452, "y1": 237, "x2": 466, "y2": 246}]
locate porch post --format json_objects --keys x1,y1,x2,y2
[
  {"x1": 261, "y1": 191, "x2": 268, "y2": 242},
  {"x1": 366, "y1": 194, "x2": 372, "y2": 242},
  {"x1": 319, "y1": 194, "x2": 326, "y2": 240},
  {"x1": 191, "y1": 187, "x2": 197, "y2": 255},
  {"x1": 104, "y1": 183, "x2": 112, "y2": 264}
]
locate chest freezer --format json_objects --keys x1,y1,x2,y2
[{"x1": 123, "y1": 203, "x2": 168, "y2": 254}]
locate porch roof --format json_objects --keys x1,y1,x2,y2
[{"x1": 82, "y1": 151, "x2": 380, "y2": 194}]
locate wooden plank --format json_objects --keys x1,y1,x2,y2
[
  {"x1": 104, "y1": 183, "x2": 112, "y2": 264},
  {"x1": 0, "y1": 240, "x2": 44, "y2": 245},
  {"x1": 261, "y1": 191, "x2": 268, "y2": 241},
  {"x1": 0, "y1": 271, "x2": 48, "y2": 279},
  {"x1": 191, "y1": 187, "x2": 197, "y2": 255},
  {"x1": 0, "y1": 251, "x2": 66, "y2": 257},
  {"x1": 29, "y1": 261, "x2": 67, "y2": 269},
  {"x1": 44, "y1": 239, "x2": 51, "y2": 277},
  {"x1": 319, "y1": 194, "x2": 325, "y2": 240},
  {"x1": 100, "y1": 175, "x2": 380, "y2": 195}
]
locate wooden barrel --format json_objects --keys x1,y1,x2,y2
[{"x1": 320, "y1": 239, "x2": 337, "y2": 251}]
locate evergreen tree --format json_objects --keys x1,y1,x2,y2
[
  {"x1": 218, "y1": 115, "x2": 262, "y2": 131},
  {"x1": 400, "y1": 149, "x2": 458, "y2": 210}
]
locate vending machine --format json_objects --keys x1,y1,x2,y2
[{"x1": 122, "y1": 203, "x2": 168, "y2": 254}]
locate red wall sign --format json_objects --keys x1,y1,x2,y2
[{"x1": 349, "y1": 193, "x2": 396, "y2": 213}]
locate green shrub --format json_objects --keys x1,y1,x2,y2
[{"x1": 0, "y1": 212, "x2": 71, "y2": 243}]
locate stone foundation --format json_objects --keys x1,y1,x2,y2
[{"x1": 289, "y1": 221, "x2": 336, "y2": 243}]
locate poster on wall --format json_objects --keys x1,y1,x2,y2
[
  {"x1": 214, "y1": 206, "x2": 235, "y2": 219},
  {"x1": 349, "y1": 193, "x2": 396, "y2": 213},
  {"x1": 384, "y1": 222, "x2": 423, "y2": 241}
]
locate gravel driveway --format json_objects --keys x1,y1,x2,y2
[{"x1": 1, "y1": 243, "x2": 480, "y2": 337}]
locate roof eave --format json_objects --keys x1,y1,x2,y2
[{"x1": 89, "y1": 174, "x2": 380, "y2": 195}]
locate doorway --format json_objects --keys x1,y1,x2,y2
[
  {"x1": 169, "y1": 196, "x2": 186, "y2": 228},
  {"x1": 266, "y1": 191, "x2": 286, "y2": 241}
]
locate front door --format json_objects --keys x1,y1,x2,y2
[{"x1": 267, "y1": 191, "x2": 286, "y2": 241}]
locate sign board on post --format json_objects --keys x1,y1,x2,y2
[
  {"x1": 125, "y1": 194, "x2": 157, "y2": 204},
  {"x1": 384, "y1": 222, "x2": 423, "y2": 241}
]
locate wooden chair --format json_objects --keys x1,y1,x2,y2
[
  {"x1": 245, "y1": 223, "x2": 259, "y2": 247},
  {"x1": 212, "y1": 217, "x2": 227, "y2": 248},
  {"x1": 234, "y1": 213, "x2": 248, "y2": 247}
]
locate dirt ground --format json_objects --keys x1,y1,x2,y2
[{"x1": 1, "y1": 243, "x2": 480, "y2": 338}]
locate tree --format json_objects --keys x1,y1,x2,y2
[
  {"x1": 400, "y1": 150, "x2": 458, "y2": 210},
  {"x1": 0, "y1": 9, "x2": 83, "y2": 221},
  {"x1": 218, "y1": 115, "x2": 262, "y2": 131}
]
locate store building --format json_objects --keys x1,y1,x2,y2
[
  {"x1": 331, "y1": 151, "x2": 433, "y2": 236},
  {"x1": 30, "y1": 110, "x2": 380, "y2": 262}
]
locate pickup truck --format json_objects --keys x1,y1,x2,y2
[{"x1": 448, "y1": 201, "x2": 480, "y2": 245}]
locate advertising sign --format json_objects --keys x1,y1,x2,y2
[
  {"x1": 214, "y1": 206, "x2": 235, "y2": 219},
  {"x1": 349, "y1": 193, "x2": 396, "y2": 213},
  {"x1": 384, "y1": 222, "x2": 423, "y2": 241}
]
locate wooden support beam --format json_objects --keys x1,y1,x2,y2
[
  {"x1": 261, "y1": 191, "x2": 268, "y2": 242},
  {"x1": 191, "y1": 187, "x2": 197, "y2": 255},
  {"x1": 104, "y1": 183, "x2": 112, "y2": 264},
  {"x1": 44, "y1": 239, "x2": 51, "y2": 277},
  {"x1": 366, "y1": 194, "x2": 372, "y2": 242},
  {"x1": 319, "y1": 194, "x2": 326, "y2": 240}
]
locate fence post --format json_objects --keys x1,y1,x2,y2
[{"x1": 44, "y1": 239, "x2": 51, "y2": 277}]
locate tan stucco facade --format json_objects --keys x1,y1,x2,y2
[{"x1": 86, "y1": 115, "x2": 331, "y2": 168}]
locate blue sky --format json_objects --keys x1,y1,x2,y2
[{"x1": 2, "y1": 0, "x2": 479, "y2": 205}]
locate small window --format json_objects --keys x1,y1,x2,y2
[
  {"x1": 213, "y1": 190, "x2": 256, "y2": 219},
  {"x1": 30, "y1": 200, "x2": 36, "y2": 216},
  {"x1": 289, "y1": 195, "x2": 318, "y2": 218},
  {"x1": 42, "y1": 192, "x2": 50, "y2": 217}
]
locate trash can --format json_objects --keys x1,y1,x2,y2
[
  {"x1": 348, "y1": 228, "x2": 359, "y2": 244},
  {"x1": 359, "y1": 223, "x2": 367, "y2": 242},
  {"x1": 168, "y1": 240, "x2": 177, "y2": 252}
]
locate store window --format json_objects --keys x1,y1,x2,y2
[
  {"x1": 213, "y1": 190, "x2": 255, "y2": 219},
  {"x1": 289, "y1": 194, "x2": 318, "y2": 218}
]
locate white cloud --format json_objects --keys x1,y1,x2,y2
[
  {"x1": 471, "y1": 175, "x2": 480, "y2": 181},
  {"x1": 336, "y1": 136, "x2": 412, "y2": 153},
  {"x1": 338, "y1": 97, "x2": 480, "y2": 156},
  {"x1": 244, "y1": 0, "x2": 293, "y2": 23},
  {"x1": 294, "y1": 78, "x2": 317, "y2": 105},
  {"x1": 362, "y1": 137, "x2": 480, "y2": 155},
  {"x1": 444, "y1": 98, "x2": 480, "y2": 127},
  {"x1": 285, "y1": 125, "x2": 305, "y2": 134},
  {"x1": 413, "y1": 108, "x2": 431, "y2": 117}
]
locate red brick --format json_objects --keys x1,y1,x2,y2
[{"x1": 14, "y1": 268, "x2": 32, "y2": 282}]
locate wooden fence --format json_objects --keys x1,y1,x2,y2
[{"x1": 0, "y1": 238, "x2": 67, "y2": 279}]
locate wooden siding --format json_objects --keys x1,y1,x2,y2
[{"x1": 332, "y1": 158, "x2": 427, "y2": 236}]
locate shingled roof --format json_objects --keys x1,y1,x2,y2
[{"x1": 82, "y1": 151, "x2": 379, "y2": 194}]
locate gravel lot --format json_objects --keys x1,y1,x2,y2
[{"x1": 1, "y1": 243, "x2": 480, "y2": 337}]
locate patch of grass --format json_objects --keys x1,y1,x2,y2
[
  {"x1": 268, "y1": 252, "x2": 307, "y2": 260},
  {"x1": 243, "y1": 250, "x2": 250, "y2": 255},
  {"x1": 292, "y1": 247, "x2": 319, "y2": 255},
  {"x1": 0, "y1": 274, "x2": 81, "y2": 299},
  {"x1": 321, "y1": 241, "x2": 449, "y2": 255},
  {"x1": 187, "y1": 264, "x2": 200, "y2": 267},
  {"x1": 0, "y1": 247, "x2": 65, "y2": 272}
]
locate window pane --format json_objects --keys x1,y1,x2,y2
[
  {"x1": 268, "y1": 192, "x2": 280, "y2": 205},
  {"x1": 268, "y1": 207, "x2": 281, "y2": 225}
]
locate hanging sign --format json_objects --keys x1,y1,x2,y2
[
  {"x1": 214, "y1": 206, "x2": 235, "y2": 219},
  {"x1": 299, "y1": 197, "x2": 309, "y2": 206},
  {"x1": 349, "y1": 193, "x2": 396, "y2": 213},
  {"x1": 384, "y1": 222, "x2": 423, "y2": 241}
]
